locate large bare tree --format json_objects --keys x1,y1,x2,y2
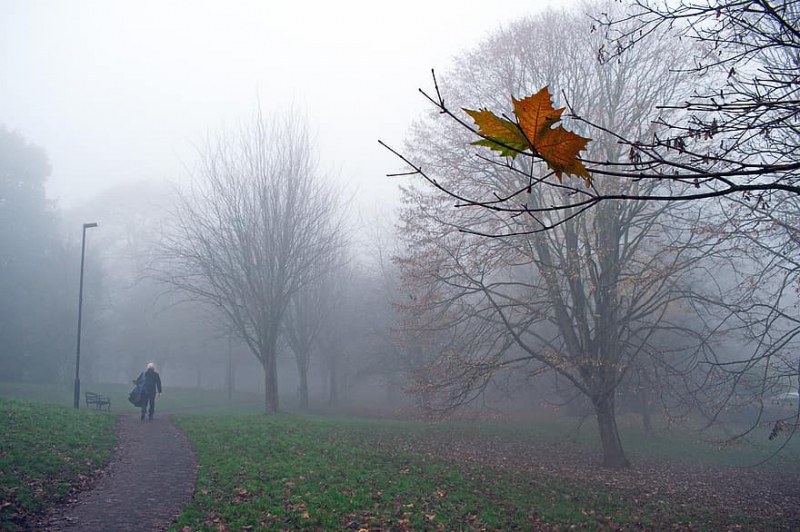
[
  {"x1": 157, "y1": 109, "x2": 344, "y2": 413},
  {"x1": 386, "y1": 0, "x2": 800, "y2": 461},
  {"x1": 394, "y1": 5, "x2": 713, "y2": 468}
]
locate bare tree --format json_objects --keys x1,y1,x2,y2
[
  {"x1": 156, "y1": 108, "x2": 344, "y2": 414},
  {"x1": 383, "y1": 0, "x2": 800, "y2": 461},
  {"x1": 393, "y1": 5, "x2": 713, "y2": 468},
  {"x1": 283, "y1": 287, "x2": 323, "y2": 410},
  {"x1": 314, "y1": 256, "x2": 362, "y2": 406},
  {"x1": 283, "y1": 247, "x2": 354, "y2": 408}
]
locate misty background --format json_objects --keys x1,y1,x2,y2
[
  {"x1": 2, "y1": 0, "x2": 570, "y2": 215},
  {"x1": 1, "y1": 0, "x2": 577, "y2": 407},
  {"x1": 2, "y1": 0, "x2": 798, "y2": 461}
]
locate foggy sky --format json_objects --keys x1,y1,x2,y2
[{"x1": 1, "y1": 0, "x2": 573, "y2": 220}]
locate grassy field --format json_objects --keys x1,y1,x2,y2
[
  {"x1": 170, "y1": 413, "x2": 799, "y2": 530},
  {"x1": 171, "y1": 414, "x2": 650, "y2": 530},
  {"x1": 0, "y1": 398, "x2": 116, "y2": 529},
  {"x1": 1, "y1": 382, "x2": 798, "y2": 529},
  {"x1": 0, "y1": 380, "x2": 265, "y2": 415}
]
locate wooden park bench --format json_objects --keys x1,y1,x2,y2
[{"x1": 85, "y1": 391, "x2": 111, "y2": 411}]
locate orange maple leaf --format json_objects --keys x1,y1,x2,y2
[
  {"x1": 464, "y1": 86, "x2": 592, "y2": 184},
  {"x1": 532, "y1": 124, "x2": 592, "y2": 183},
  {"x1": 512, "y1": 88, "x2": 564, "y2": 146}
]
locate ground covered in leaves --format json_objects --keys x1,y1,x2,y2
[
  {"x1": 361, "y1": 425, "x2": 800, "y2": 530},
  {"x1": 0, "y1": 398, "x2": 116, "y2": 529},
  {"x1": 172, "y1": 413, "x2": 800, "y2": 530}
]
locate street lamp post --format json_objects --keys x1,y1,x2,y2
[{"x1": 74, "y1": 222, "x2": 98, "y2": 409}]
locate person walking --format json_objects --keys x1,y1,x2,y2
[{"x1": 138, "y1": 362, "x2": 162, "y2": 420}]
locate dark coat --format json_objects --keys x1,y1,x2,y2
[{"x1": 143, "y1": 368, "x2": 162, "y2": 396}]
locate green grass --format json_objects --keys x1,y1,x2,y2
[
  {"x1": 617, "y1": 421, "x2": 800, "y2": 468},
  {"x1": 464, "y1": 413, "x2": 800, "y2": 469},
  {"x1": 1, "y1": 383, "x2": 797, "y2": 529},
  {"x1": 0, "y1": 381, "x2": 266, "y2": 415},
  {"x1": 0, "y1": 381, "x2": 76, "y2": 405},
  {"x1": 0, "y1": 398, "x2": 116, "y2": 530},
  {"x1": 5, "y1": 379, "x2": 789, "y2": 468},
  {"x1": 171, "y1": 414, "x2": 711, "y2": 530}
]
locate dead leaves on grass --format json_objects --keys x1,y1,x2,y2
[{"x1": 355, "y1": 430, "x2": 799, "y2": 530}]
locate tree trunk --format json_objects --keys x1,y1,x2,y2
[
  {"x1": 298, "y1": 368, "x2": 309, "y2": 410},
  {"x1": 263, "y1": 354, "x2": 279, "y2": 414},
  {"x1": 638, "y1": 389, "x2": 653, "y2": 436},
  {"x1": 292, "y1": 347, "x2": 310, "y2": 410},
  {"x1": 594, "y1": 393, "x2": 630, "y2": 468},
  {"x1": 328, "y1": 355, "x2": 338, "y2": 405},
  {"x1": 227, "y1": 340, "x2": 233, "y2": 401}
]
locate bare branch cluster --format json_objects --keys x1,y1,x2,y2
[
  {"x1": 384, "y1": 0, "x2": 800, "y2": 236},
  {"x1": 154, "y1": 108, "x2": 345, "y2": 413}
]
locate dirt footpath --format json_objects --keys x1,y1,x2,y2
[{"x1": 37, "y1": 414, "x2": 197, "y2": 531}]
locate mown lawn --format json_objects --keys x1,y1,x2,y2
[
  {"x1": 0, "y1": 398, "x2": 116, "y2": 529},
  {"x1": 2, "y1": 383, "x2": 797, "y2": 530},
  {"x1": 172, "y1": 414, "x2": 773, "y2": 530},
  {"x1": 0, "y1": 380, "x2": 265, "y2": 415}
]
